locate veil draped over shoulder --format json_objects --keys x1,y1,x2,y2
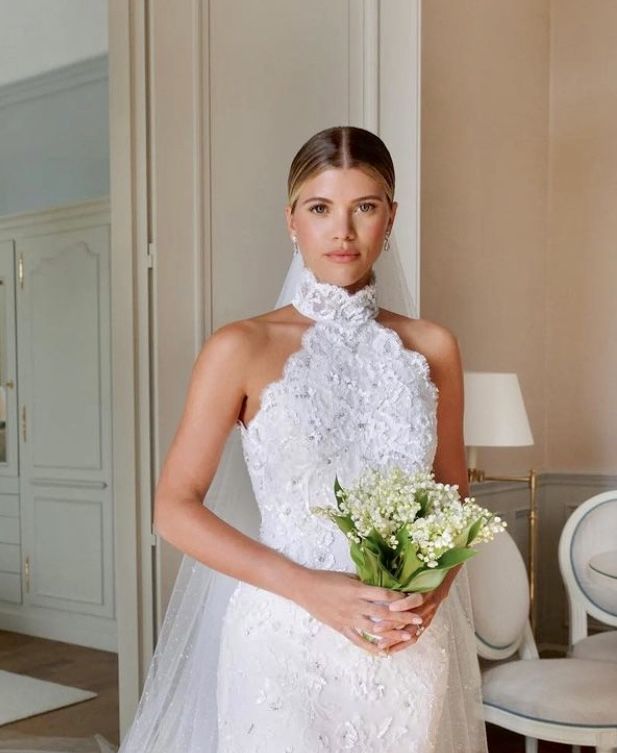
[{"x1": 0, "y1": 239, "x2": 488, "y2": 753}]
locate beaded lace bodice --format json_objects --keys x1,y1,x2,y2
[{"x1": 237, "y1": 264, "x2": 439, "y2": 572}]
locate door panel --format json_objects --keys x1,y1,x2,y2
[{"x1": 17, "y1": 225, "x2": 114, "y2": 619}]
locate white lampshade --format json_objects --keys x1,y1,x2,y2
[{"x1": 463, "y1": 371, "x2": 533, "y2": 447}]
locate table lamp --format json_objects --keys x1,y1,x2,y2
[{"x1": 463, "y1": 371, "x2": 538, "y2": 634}]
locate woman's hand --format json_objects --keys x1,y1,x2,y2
[
  {"x1": 293, "y1": 568, "x2": 425, "y2": 656},
  {"x1": 378, "y1": 564, "x2": 463, "y2": 655}
]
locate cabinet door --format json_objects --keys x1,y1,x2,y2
[{"x1": 16, "y1": 225, "x2": 114, "y2": 620}]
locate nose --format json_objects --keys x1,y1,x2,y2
[{"x1": 333, "y1": 209, "x2": 355, "y2": 241}]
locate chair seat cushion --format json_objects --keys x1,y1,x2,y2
[
  {"x1": 570, "y1": 630, "x2": 617, "y2": 662},
  {"x1": 482, "y1": 658, "x2": 617, "y2": 727}
]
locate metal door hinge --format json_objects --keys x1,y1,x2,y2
[
  {"x1": 24, "y1": 556, "x2": 30, "y2": 593},
  {"x1": 18, "y1": 254, "x2": 24, "y2": 289},
  {"x1": 147, "y1": 242, "x2": 155, "y2": 269}
]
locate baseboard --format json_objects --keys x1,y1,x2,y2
[{"x1": 0, "y1": 606, "x2": 117, "y2": 652}]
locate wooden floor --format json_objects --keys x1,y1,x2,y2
[
  {"x1": 0, "y1": 629, "x2": 597, "y2": 751},
  {"x1": 0, "y1": 630, "x2": 119, "y2": 747}
]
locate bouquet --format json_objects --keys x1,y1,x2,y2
[{"x1": 311, "y1": 466, "x2": 506, "y2": 609}]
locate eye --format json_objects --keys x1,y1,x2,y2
[
  {"x1": 309, "y1": 203, "x2": 328, "y2": 214},
  {"x1": 357, "y1": 202, "x2": 377, "y2": 213}
]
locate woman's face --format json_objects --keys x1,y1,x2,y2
[{"x1": 285, "y1": 167, "x2": 397, "y2": 293}]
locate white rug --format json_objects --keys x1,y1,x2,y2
[{"x1": 0, "y1": 670, "x2": 97, "y2": 726}]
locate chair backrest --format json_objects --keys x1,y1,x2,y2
[
  {"x1": 466, "y1": 529, "x2": 532, "y2": 660},
  {"x1": 558, "y1": 490, "x2": 617, "y2": 643}
]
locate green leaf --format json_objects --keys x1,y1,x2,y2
[
  {"x1": 350, "y1": 542, "x2": 369, "y2": 581},
  {"x1": 334, "y1": 476, "x2": 347, "y2": 512},
  {"x1": 378, "y1": 566, "x2": 402, "y2": 589},
  {"x1": 395, "y1": 529, "x2": 424, "y2": 584},
  {"x1": 403, "y1": 547, "x2": 478, "y2": 591},
  {"x1": 453, "y1": 522, "x2": 473, "y2": 549},
  {"x1": 362, "y1": 543, "x2": 382, "y2": 584},
  {"x1": 437, "y1": 547, "x2": 478, "y2": 569},
  {"x1": 367, "y1": 528, "x2": 396, "y2": 568},
  {"x1": 466, "y1": 516, "x2": 488, "y2": 546},
  {"x1": 331, "y1": 514, "x2": 355, "y2": 537},
  {"x1": 405, "y1": 568, "x2": 447, "y2": 592},
  {"x1": 415, "y1": 489, "x2": 430, "y2": 517}
]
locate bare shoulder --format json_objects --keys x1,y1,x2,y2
[
  {"x1": 377, "y1": 309, "x2": 462, "y2": 381},
  {"x1": 195, "y1": 304, "x2": 297, "y2": 373},
  {"x1": 193, "y1": 319, "x2": 259, "y2": 377}
]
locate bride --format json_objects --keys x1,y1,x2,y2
[{"x1": 118, "y1": 126, "x2": 488, "y2": 752}]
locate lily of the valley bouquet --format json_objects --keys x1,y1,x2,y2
[{"x1": 311, "y1": 466, "x2": 506, "y2": 597}]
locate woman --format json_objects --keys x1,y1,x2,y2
[{"x1": 121, "y1": 126, "x2": 487, "y2": 752}]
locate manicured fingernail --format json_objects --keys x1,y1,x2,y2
[
  {"x1": 411, "y1": 617, "x2": 423, "y2": 625},
  {"x1": 401, "y1": 633, "x2": 411, "y2": 640}
]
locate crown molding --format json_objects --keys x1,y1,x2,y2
[{"x1": 0, "y1": 53, "x2": 107, "y2": 110}]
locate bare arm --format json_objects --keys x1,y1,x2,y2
[
  {"x1": 385, "y1": 323, "x2": 470, "y2": 654},
  {"x1": 427, "y1": 325, "x2": 470, "y2": 591},
  {"x1": 429, "y1": 327, "x2": 469, "y2": 498},
  {"x1": 152, "y1": 321, "x2": 309, "y2": 602}
]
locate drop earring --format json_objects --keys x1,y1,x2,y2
[
  {"x1": 292, "y1": 236, "x2": 300, "y2": 256},
  {"x1": 383, "y1": 233, "x2": 391, "y2": 253}
]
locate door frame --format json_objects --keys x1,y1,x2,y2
[{"x1": 108, "y1": 0, "x2": 155, "y2": 735}]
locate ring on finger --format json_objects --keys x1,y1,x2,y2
[
  {"x1": 356, "y1": 627, "x2": 378, "y2": 644},
  {"x1": 415, "y1": 625, "x2": 425, "y2": 636}
]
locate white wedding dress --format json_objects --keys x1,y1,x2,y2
[{"x1": 215, "y1": 266, "x2": 485, "y2": 752}]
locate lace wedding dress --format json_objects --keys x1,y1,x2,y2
[{"x1": 214, "y1": 265, "x2": 487, "y2": 752}]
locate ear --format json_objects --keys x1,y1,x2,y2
[
  {"x1": 284, "y1": 205, "x2": 295, "y2": 237},
  {"x1": 388, "y1": 201, "x2": 399, "y2": 233}
]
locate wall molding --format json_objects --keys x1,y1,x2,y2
[
  {"x1": 471, "y1": 471, "x2": 617, "y2": 497},
  {"x1": 0, "y1": 198, "x2": 109, "y2": 240},
  {"x1": 0, "y1": 53, "x2": 107, "y2": 110}
]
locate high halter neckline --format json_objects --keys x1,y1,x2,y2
[{"x1": 291, "y1": 264, "x2": 379, "y2": 325}]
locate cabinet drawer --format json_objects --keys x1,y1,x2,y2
[
  {"x1": 0, "y1": 571, "x2": 21, "y2": 604},
  {"x1": 0, "y1": 542, "x2": 20, "y2": 573}
]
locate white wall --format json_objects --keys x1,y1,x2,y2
[{"x1": 0, "y1": 0, "x2": 107, "y2": 86}]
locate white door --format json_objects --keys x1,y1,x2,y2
[{"x1": 17, "y1": 224, "x2": 115, "y2": 644}]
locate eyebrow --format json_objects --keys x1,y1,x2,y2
[{"x1": 301, "y1": 194, "x2": 384, "y2": 206}]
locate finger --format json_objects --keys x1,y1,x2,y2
[
  {"x1": 356, "y1": 617, "x2": 413, "y2": 640},
  {"x1": 376, "y1": 628, "x2": 413, "y2": 644},
  {"x1": 385, "y1": 622, "x2": 431, "y2": 654},
  {"x1": 360, "y1": 586, "x2": 403, "y2": 603},
  {"x1": 386, "y1": 637, "x2": 417, "y2": 655},
  {"x1": 388, "y1": 592, "x2": 425, "y2": 611},
  {"x1": 364, "y1": 602, "x2": 421, "y2": 623},
  {"x1": 369, "y1": 613, "x2": 423, "y2": 632},
  {"x1": 342, "y1": 626, "x2": 388, "y2": 657}
]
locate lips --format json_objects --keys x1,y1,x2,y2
[{"x1": 326, "y1": 252, "x2": 360, "y2": 263}]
